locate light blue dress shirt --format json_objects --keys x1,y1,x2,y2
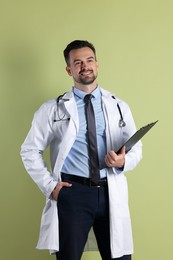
[{"x1": 62, "y1": 86, "x2": 107, "y2": 178}]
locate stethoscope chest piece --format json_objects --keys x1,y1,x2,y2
[
  {"x1": 119, "y1": 119, "x2": 126, "y2": 127},
  {"x1": 116, "y1": 102, "x2": 126, "y2": 128}
]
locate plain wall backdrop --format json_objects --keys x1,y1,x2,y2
[{"x1": 0, "y1": 0, "x2": 173, "y2": 259}]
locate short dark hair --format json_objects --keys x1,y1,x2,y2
[{"x1": 63, "y1": 40, "x2": 96, "y2": 65}]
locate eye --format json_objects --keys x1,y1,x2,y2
[{"x1": 74, "y1": 61, "x2": 81, "y2": 66}]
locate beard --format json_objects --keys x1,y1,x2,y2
[{"x1": 75, "y1": 70, "x2": 98, "y2": 85}]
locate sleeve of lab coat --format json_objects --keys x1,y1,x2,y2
[{"x1": 20, "y1": 103, "x2": 57, "y2": 198}]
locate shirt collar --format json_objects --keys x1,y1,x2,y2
[{"x1": 73, "y1": 86, "x2": 101, "y2": 100}]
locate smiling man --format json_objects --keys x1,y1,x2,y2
[
  {"x1": 65, "y1": 47, "x2": 99, "y2": 87},
  {"x1": 21, "y1": 40, "x2": 142, "y2": 260}
]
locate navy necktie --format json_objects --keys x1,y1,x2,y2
[{"x1": 84, "y1": 94, "x2": 100, "y2": 185}]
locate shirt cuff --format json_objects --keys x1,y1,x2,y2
[{"x1": 112, "y1": 166, "x2": 124, "y2": 174}]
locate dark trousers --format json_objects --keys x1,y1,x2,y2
[{"x1": 56, "y1": 178, "x2": 131, "y2": 260}]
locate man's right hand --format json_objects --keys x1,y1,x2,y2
[{"x1": 51, "y1": 182, "x2": 72, "y2": 201}]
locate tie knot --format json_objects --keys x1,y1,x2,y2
[{"x1": 84, "y1": 94, "x2": 92, "y2": 103}]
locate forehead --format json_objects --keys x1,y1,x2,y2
[{"x1": 69, "y1": 47, "x2": 96, "y2": 62}]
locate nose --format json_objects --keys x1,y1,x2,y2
[{"x1": 81, "y1": 61, "x2": 89, "y2": 70}]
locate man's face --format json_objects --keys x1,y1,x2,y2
[{"x1": 66, "y1": 47, "x2": 99, "y2": 86}]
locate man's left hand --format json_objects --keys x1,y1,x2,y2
[{"x1": 105, "y1": 146, "x2": 125, "y2": 168}]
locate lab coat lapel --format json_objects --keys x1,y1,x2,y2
[
  {"x1": 63, "y1": 91, "x2": 79, "y2": 131},
  {"x1": 52, "y1": 91, "x2": 79, "y2": 180},
  {"x1": 101, "y1": 89, "x2": 121, "y2": 152}
]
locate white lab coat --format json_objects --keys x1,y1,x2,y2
[{"x1": 20, "y1": 87, "x2": 142, "y2": 258}]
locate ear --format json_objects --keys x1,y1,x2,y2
[
  {"x1": 95, "y1": 60, "x2": 99, "y2": 74},
  {"x1": 66, "y1": 66, "x2": 72, "y2": 76},
  {"x1": 96, "y1": 60, "x2": 99, "y2": 70}
]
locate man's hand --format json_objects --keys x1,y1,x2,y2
[
  {"x1": 105, "y1": 146, "x2": 125, "y2": 168},
  {"x1": 51, "y1": 182, "x2": 72, "y2": 201}
]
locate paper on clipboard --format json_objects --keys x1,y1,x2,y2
[{"x1": 116, "y1": 120, "x2": 158, "y2": 154}]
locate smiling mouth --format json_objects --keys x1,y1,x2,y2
[{"x1": 80, "y1": 70, "x2": 93, "y2": 76}]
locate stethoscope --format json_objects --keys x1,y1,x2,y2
[
  {"x1": 53, "y1": 93, "x2": 70, "y2": 122},
  {"x1": 117, "y1": 103, "x2": 126, "y2": 127},
  {"x1": 112, "y1": 96, "x2": 126, "y2": 128},
  {"x1": 54, "y1": 93, "x2": 126, "y2": 127}
]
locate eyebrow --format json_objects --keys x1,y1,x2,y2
[
  {"x1": 87, "y1": 56, "x2": 95, "y2": 60},
  {"x1": 73, "y1": 56, "x2": 95, "y2": 63}
]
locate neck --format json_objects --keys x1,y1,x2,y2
[{"x1": 74, "y1": 81, "x2": 98, "y2": 94}]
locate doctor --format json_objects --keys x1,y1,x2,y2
[{"x1": 21, "y1": 40, "x2": 142, "y2": 260}]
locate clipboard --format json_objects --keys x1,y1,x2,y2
[{"x1": 116, "y1": 120, "x2": 158, "y2": 154}]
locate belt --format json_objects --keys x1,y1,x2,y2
[{"x1": 61, "y1": 173, "x2": 107, "y2": 187}]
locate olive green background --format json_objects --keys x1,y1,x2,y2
[{"x1": 0, "y1": 0, "x2": 172, "y2": 259}]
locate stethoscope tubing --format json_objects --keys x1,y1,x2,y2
[{"x1": 55, "y1": 94, "x2": 126, "y2": 127}]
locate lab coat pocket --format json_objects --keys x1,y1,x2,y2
[
  {"x1": 110, "y1": 174, "x2": 130, "y2": 219},
  {"x1": 117, "y1": 175, "x2": 130, "y2": 218},
  {"x1": 52, "y1": 118, "x2": 70, "y2": 138}
]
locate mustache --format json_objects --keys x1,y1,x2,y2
[{"x1": 79, "y1": 69, "x2": 93, "y2": 74}]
